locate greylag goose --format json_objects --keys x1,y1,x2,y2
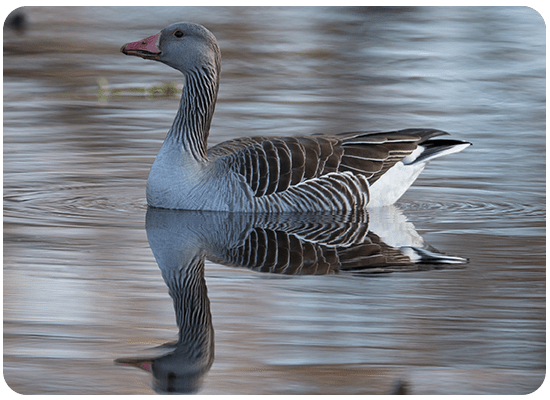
[{"x1": 121, "y1": 22, "x2": 471, "y2": 212}]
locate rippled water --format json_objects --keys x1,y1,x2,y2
[{"x1": 3, "y1": 6, "x2": 545, "y2": 395}]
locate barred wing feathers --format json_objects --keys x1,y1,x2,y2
[{"x1": 210, "y1": 129, "x2": 451, "y2": 200}]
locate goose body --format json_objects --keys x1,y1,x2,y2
[{"x1": 122, "y1": 22, "x2": 471, "y2": 212}]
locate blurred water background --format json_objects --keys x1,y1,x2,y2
[{"x1": 3, "y1": 6, "x2": 545, "y2": 395}]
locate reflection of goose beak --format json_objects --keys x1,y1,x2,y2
[
  {"x1": 116, "y1": 353, "x2": 210, "y2": 394},
  {"x1": 115, "y1": 357, "x2": 153, "y2": 372}
]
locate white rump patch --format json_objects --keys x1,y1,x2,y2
[{"x1": 367, "y1": 162, "x2": 425, "y2": 207}]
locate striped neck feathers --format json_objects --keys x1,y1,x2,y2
[{"x1": 168, "y1": 65, "x2": 220, "y2": 161}]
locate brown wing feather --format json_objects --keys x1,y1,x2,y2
[
  {"x1": 337, "y1": 129, "x2": 448, "y2": 185},
  {"x1": 280, "y1": 137, "x2": 306, "y2": 185},
  {"x1": 296, "y1": 137, "x2": 321, "y2": 180},
  {"x1": 207, "y1": 136, "x2": 268, "y2": 158},
  {"x1": 214, "y1": 129, "x2": 449, "y2": 198},
  {"x1": 272, "y1": 139, "x2": 292, "y2": 192},
  {"x1": 261, "y1": 141, "x2": 280, "y2": 195}
]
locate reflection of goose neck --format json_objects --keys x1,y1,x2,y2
[
  {"x1": 145, "y1": 209, "x2": 215, "y2": 393},
  {"x1": 167, "y1": 255, "x2": 213, "y2": 353},
  {"x1": 150, "y1": 254, "x2": 214, "y2": 394}
]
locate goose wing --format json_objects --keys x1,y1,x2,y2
[
  {"x1": 334, "y1": 128, "x2": 449, "y2": 184},
  {"x1": 210, "y1": 129, "x2": 450, "y2": 198}
]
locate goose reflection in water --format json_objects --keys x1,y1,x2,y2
[{"x1": 116, "y1": 206, "x2": 466, "y2": 393}]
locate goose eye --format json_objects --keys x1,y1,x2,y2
[{"x1": 174, "y1": 30, "x2": 184, "y2": 38}]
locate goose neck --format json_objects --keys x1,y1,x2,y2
[{"x1": 168, "y1": 66, "x2": 219, "y2": 161}]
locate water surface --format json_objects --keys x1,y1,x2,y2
[{"x1": 3, "y1": 6, "x2": 545, "y2": 395}]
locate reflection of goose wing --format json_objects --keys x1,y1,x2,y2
[
  {"x1": 209, "y1": 227, "x2": 414, "y2": 275},
  {"x1": 245, "y1": 212, "x2": 371, "y2": 247},
  {"x1": 205, "y1": 210, "x2": 467, "y2": 274},
  {"x1": 145, "y1": 208, "x2": 467, "y2": 277}
]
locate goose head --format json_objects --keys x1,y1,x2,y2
[{"x1": 121, "y1": 22, "x2": 221, "y2": 75}]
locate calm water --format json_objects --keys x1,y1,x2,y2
[{"x1": 3, "y1": 6, "x2": 545, "y2": 395}]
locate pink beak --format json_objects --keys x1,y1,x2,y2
[{"x1": 121, "y1": 32, "x2": 161, "y2": 60}]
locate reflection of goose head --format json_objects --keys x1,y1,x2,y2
[
  {"x1": 116, "y1": 337, "x2": 213, "y2": 394},
  {"x1": 116, "y1": 218, "x2": 214, "y2": 394}
]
